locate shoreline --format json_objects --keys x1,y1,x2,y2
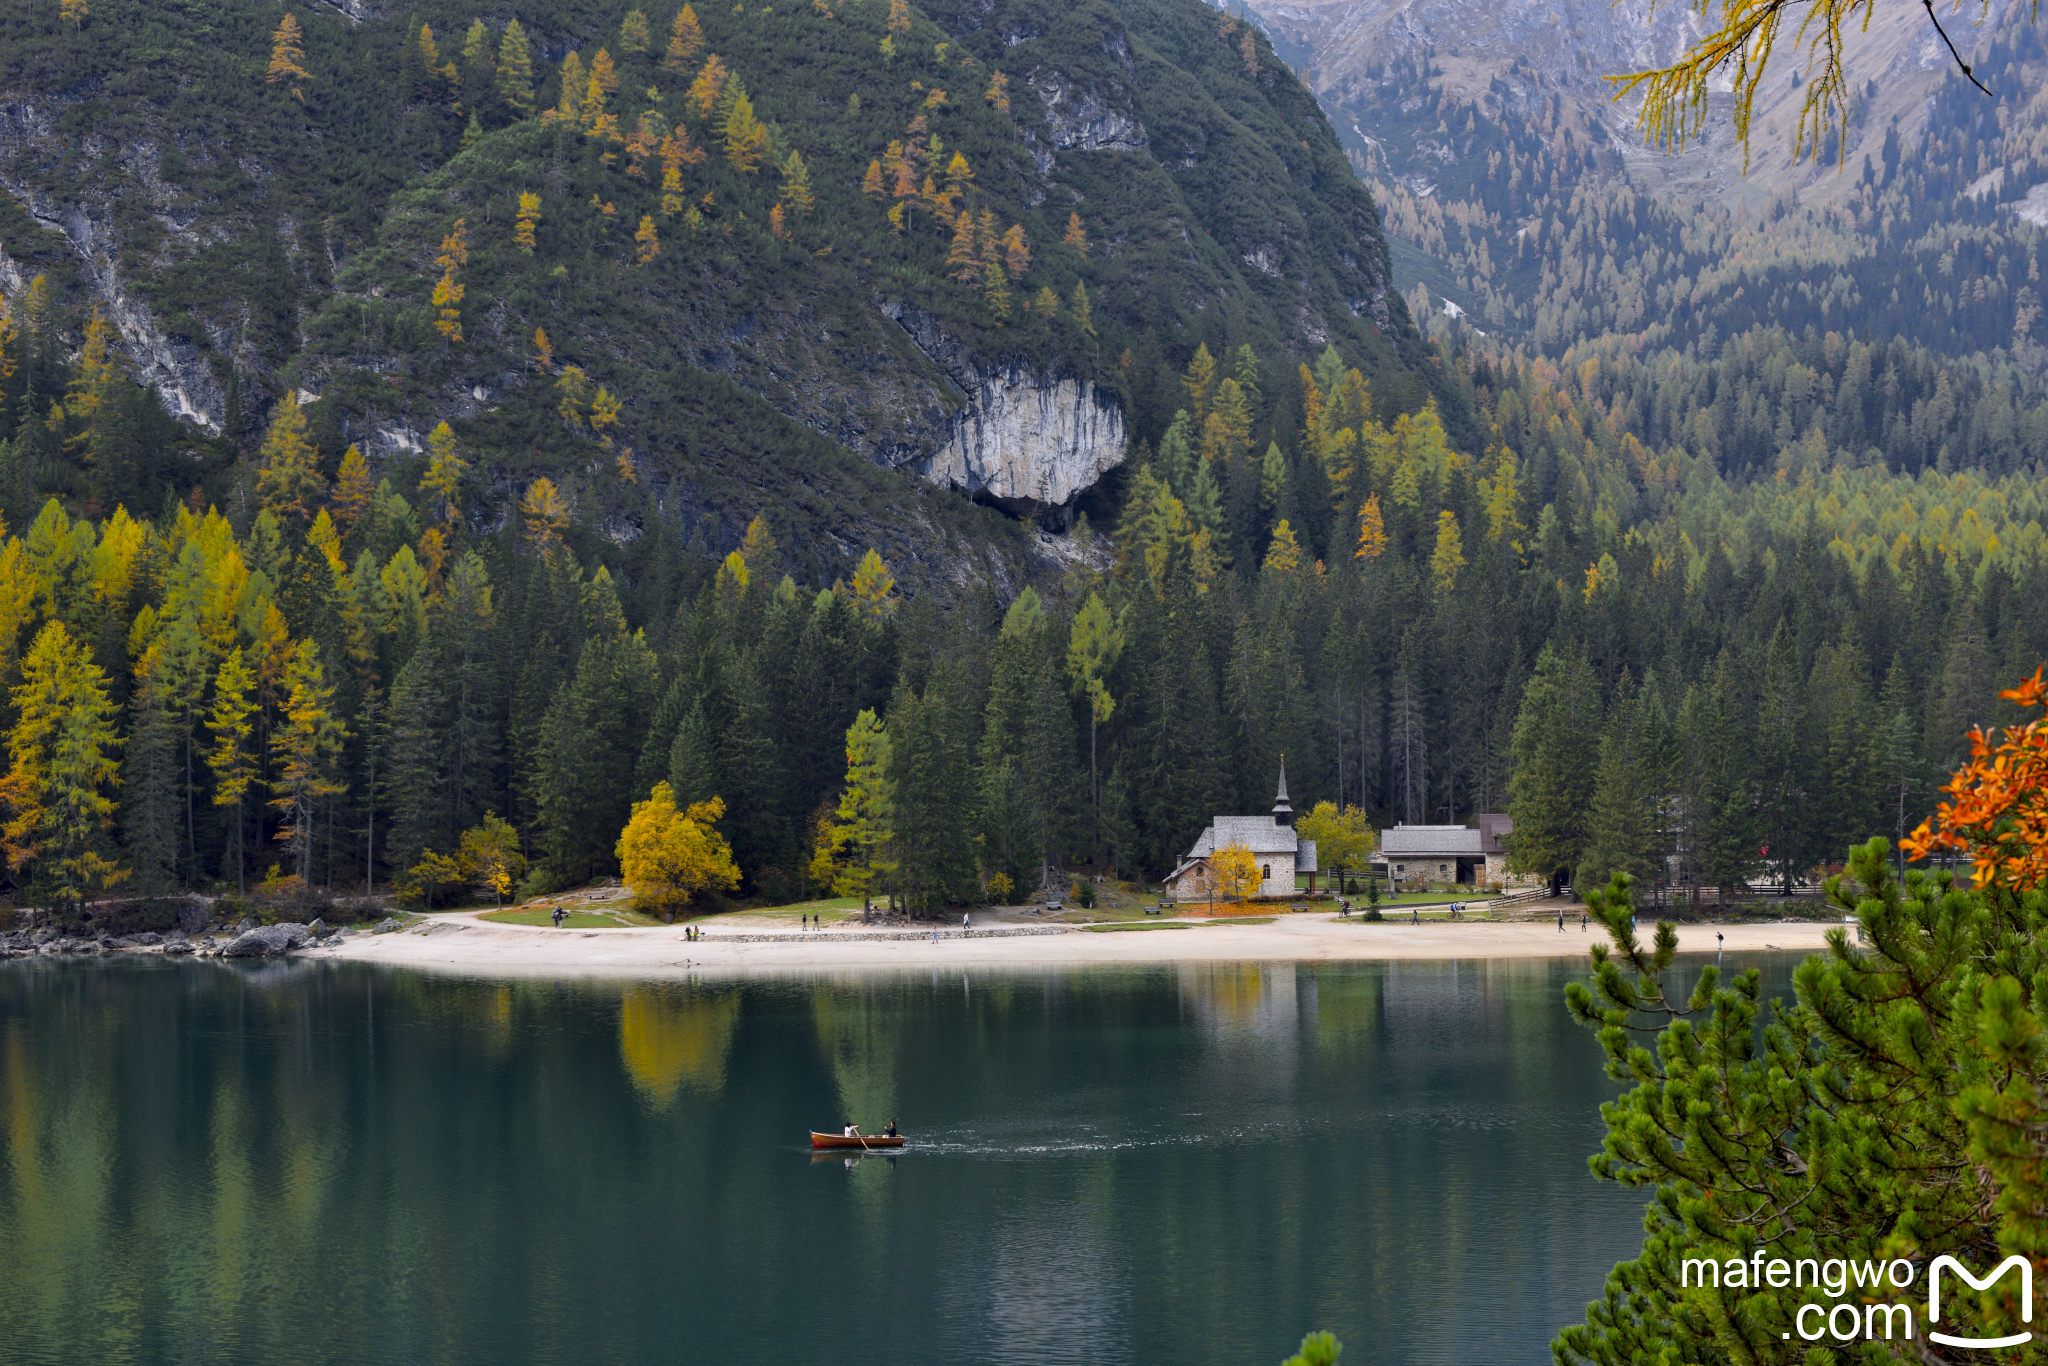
[{"x1": 309, "y1": 906, "x2": 1846, "y2": 979}]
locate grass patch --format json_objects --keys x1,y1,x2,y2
[
  {"x1": 484, "y1": 905, "x2": 667, "y2": 928},
  {"x1": 481, "y1": 908, "x2": 633, "y2": 929},
  {"x1": 1196, "y1": 916, "x2": 1278, "y2": 925},
  {"x1": 1084, "y1": 921, "x2": 1194, "y2": 932}
]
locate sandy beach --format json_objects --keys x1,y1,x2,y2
[{"x1": 314, "y1": 905, "x2": 1846, "y2": 979}]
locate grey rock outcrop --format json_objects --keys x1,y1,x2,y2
[
  {"x1": 221, "y1": 923, "x2": 314, "y2": 958},
  {"x1": 882, "y1": 303, "x2": 1127, "y2": 512}
]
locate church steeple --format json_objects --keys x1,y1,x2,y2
[{"x1": 1272, "y1": 755, "x2": 1292, "y2": 827}]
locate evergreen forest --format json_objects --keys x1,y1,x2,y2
[{"x1": 0, "y1": 0, "x2": 2043, "y2": 912}]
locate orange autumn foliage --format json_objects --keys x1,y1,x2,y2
[{"x1": 1903, "y1": 666, "x2": 2048, "y2": 892}]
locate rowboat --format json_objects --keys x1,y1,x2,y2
[{"x1": 810, "y1": 1131, "x2": 904, "y2": 1149}]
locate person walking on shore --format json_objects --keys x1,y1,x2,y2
[
  {"x1": 1558, "y1": 911, "x2": 1565, "y2": 932},
  {"x1": 550, "y1": 907, "x2": 564, "y2": 929}
]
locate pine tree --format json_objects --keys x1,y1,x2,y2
[
  {"x1": 496, "y1": 19, "x2": 534, "y2": 115},
  {"x1": 664, "y1": 6, "x2": 705, "y2": 73},
  {"x1": 1754, "y1": 619, "x2": 1812, "y2": 893},
  {"x1": 1506, "y1": 643, "x2": 1601, "y2": 886},
  {"x1": 382, "y1": 647, "x2": 447, "y2": 870},
  {"x1": 205, "y1": 646, "x2": 258, "y2": 892},
  {"x1": 1580, "y1": 671, "x2": 1671, "y2": 892},
  {"x1": 267, "y1": 13, "x2": 311, "y2": 99},
  {"x1": 620, "y1": 10, "x2": 651, "y2": 53},
  {"x1": 122, "y1": 647, "x2": 184, "y2": 893}
]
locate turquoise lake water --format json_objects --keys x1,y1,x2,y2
[{"x1": 0, "y1": 953, "x2": 1803, "y2": 1364}]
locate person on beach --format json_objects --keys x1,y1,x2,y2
[
  {"x1": 1558, "y1": 911, "x2": 1565, "y2": 932},
  {"x1": 962, "y1": 912, "x2": 970, "y2": 930},
  {"x1": 550, "y1": 907, "x2": 564, "y2": 929},
  {"x1": 1411, "y1": 907, "x2": 1418, "y2": 924},
  {"x1": 1581, "y1": 913, "x2": 1587, "y2": 931}
]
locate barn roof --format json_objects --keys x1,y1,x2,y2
[{"x1": 1380, "y1": 825, "x2": 1485, "y2": 857}]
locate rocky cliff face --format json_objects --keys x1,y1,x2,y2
[
  {"x1": 883, "y1": 302, "x2": 1126, "y2": 514},
  {"x1": 923, "y1": 368, "x2": 1127, "y2": 512}
]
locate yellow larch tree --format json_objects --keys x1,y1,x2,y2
[
  {"x1": 519, "y1": 477, "x2": 570, "y2": 553},
  {"x1": 1063, "y1": 211, "x2": 1087, "y2": 254},
  {"x1": 769, "y1": 204, "x2": 787, "y2": 239},
  {"x1": 591, "y1": 46, "x2": 619, "y2": 95},
  {"x1": 420, "y1": 421, "x2": 468, "y2": 525},
  {"x1": 496, "y1": 19, "x2": 535, "y2": 115},
  {"x1": 619, "y1": 9, "x2": 651, "y2": 53},
  {"x1": 330, "y1": 444, "x2": 373, "y2": 533},
  {"x1": 617, "y1": 784, "x2": 740, "y2": 919},
  {"x1": 267, "y1": 13, "x2": 311, "y2": 99},
  {"x1": 60, "y1": 0, "x2": 86, "y2": 29},
  {"x1": 531, "y1": 326, "x2": 555, "y2": 373},
  {"x1": 206, "y1": 647, "x2": 258, "y2": 893},
  {"x1": 1430, "y1": 510, "x2": 1465, "y2": 594},
  {"x1": 849, "y1": 548, "x2": 896, "y2": 617},
  {"x1": 554, "y1": 51, "x2": 586, "y2": 124},
  {"x1": 3, "y1": 620, "x2": 124, "y2": 898},
  {"x1": 255, "y1": 392, "x2": 327, "y2": 525},
  {"x1": 514, "y1": 191, "x2": 541, "y2": 251},
  {"x1": 686, "y1": 53, "x2": 728, "y2": 120},
  {"x1": 589, "y1": 386, "x2": 624, "y2": 437},
  {"x1": 432, "y1": 217, "x2": 467, "y2": 342},
  {"x1": 722, "y1": 88, "x2": 768, "y2": 172},
  {"x1": 862, "y1": 159, "x2": 887, "y2": 200},
  {"x1": 663, "y1": 5, "x2": 705, "y2": 73},
  {"x1": 268, "y1": 639, "x2": 348, "y2": 890},
  {"x1": 635, "y1": 214, "x2": 660, "y2": 265},
  {"x1": 1003, "y1": 223, "x2": 1030, "y2": 279},
  {"x1": 779, "y1": 150, "x2": 815, "y2": 215},
  {"x1": 1355, "y1": 494, "x2": 1388, "y2": 560},
  {"x1": 984, "y1": 69, "x2": 1009, "y2": 113}
]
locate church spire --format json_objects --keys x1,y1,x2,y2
[{"x1": 1272, "y1": 755, "x2": 1292, "y2": 827}]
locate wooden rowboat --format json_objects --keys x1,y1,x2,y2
[{"x1": 810, "y1": 1131, "x2": 905, "y2": 1149}]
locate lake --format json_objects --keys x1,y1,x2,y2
[{"x1": 0, "y1": 953, "x2": 1802, "y2": 1365}]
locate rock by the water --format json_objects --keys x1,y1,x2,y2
[
  {"x1": 236, "y1": 918, "x2": 258, "y2": 933},
  {"x1": 308, "y1": 918, "x2": 332, "y2": 939},
  {"x1": 370, "y1": 917, "x2": 403, "y2": 935},
  {"x1": 221, "y1": 923, "x2": 314, "y2": 958}
]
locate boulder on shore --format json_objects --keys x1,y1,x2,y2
[{"x1": 220, "y1": 924, "x2": 314, "y2": 958}]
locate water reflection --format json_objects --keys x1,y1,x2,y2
[
  {"x1": 0, "y1": 953, "x2": 1806, "y2": 1366},
  {"x1": 617, "y1": 985, "x2": 739, "y2": 1106}
]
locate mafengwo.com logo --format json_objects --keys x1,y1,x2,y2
[{"x1": 1680, "y1": 1250, "x2": 2033, "y2": 1347}]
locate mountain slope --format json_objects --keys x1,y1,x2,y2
[{"x1": 0, "y1": 0, "x2": 1446, "y2": 587}]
